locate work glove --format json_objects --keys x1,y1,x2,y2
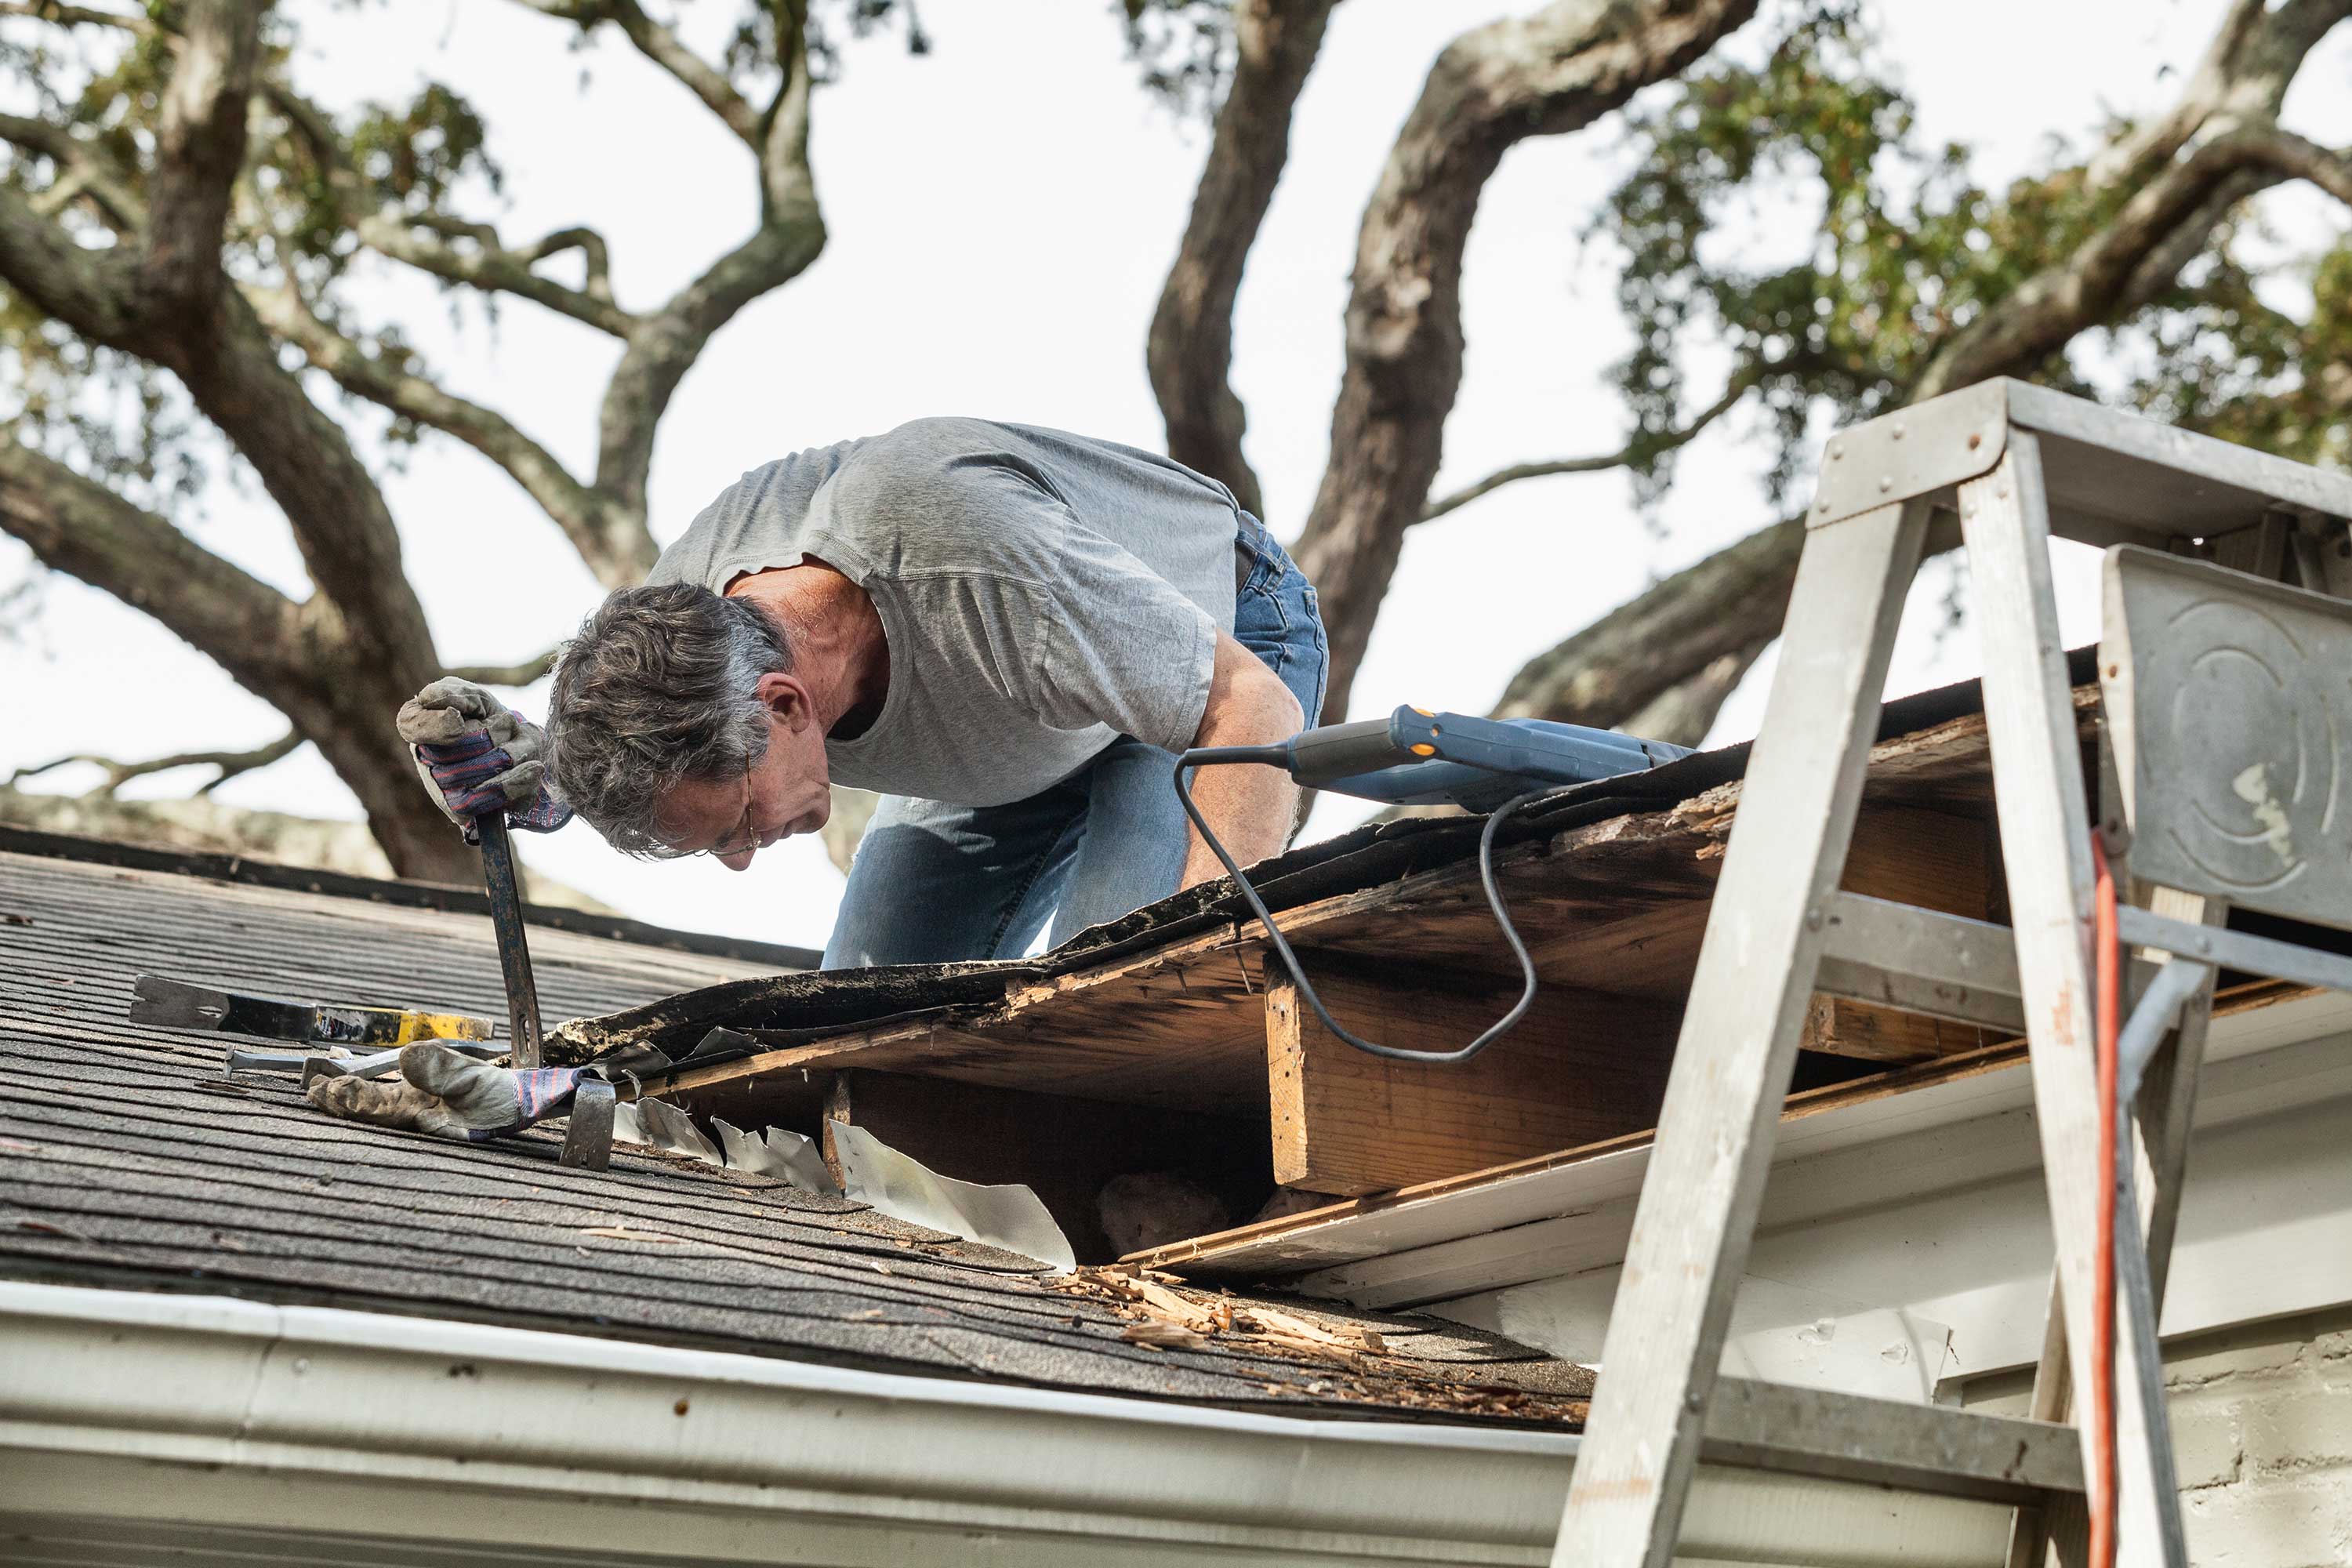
[
  {"x1": 306, "y1": 1042, "x2": 585, "y2": 1142},
  {"x1": 397, "y1": 677, "x2": 572, "y2": 834}
]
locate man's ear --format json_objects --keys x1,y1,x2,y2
[{"x1": 753, "y1": 670, "x2": 815, "y2": 731}]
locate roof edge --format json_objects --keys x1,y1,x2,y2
[
  {"x1": 0, "y1": 1279, "x2": 1577, "y2": 1563},
  {"x1": 0, "y1": 823, "x2": 821, "y2": 971},
  {"x1": 0, "y1": 1280, "x2": 2013, "y2": 1565}
]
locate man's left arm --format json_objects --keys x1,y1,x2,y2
[{"x1": 1179, "y1": 630, "x2": 1304, "y2": 891}]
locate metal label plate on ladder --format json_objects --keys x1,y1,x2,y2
[{"x1": 2103, "y1": 545, "x2": 2352, "y2": 931}]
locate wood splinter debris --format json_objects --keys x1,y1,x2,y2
[
  {"x1": 1067, "y1": 1265, "x2": 1388, "y2": 1368},
  {"x1": 1121, "y1": 1319, "x2": 1209, "y2": 1350}
]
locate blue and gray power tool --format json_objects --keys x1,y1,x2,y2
[
  {"x1": 1174, "y1": 707, "x2": 1691, "y2": 1064},
  {"x1": 1280, "y1": 706, "x2": 1690, "y2": 811}
]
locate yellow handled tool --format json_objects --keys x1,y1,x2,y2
[{"x1": 131, "y1": 975, "x2": 495, "y2": 1048}]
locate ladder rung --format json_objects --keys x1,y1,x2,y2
[
  {"x1": 1700, "y1": 1377, "x2": 2082, "y2": 1504},
  {"x1": 1815, "y1": 894, "x2": 2028, "y2": 1032},
  {"x1": 2115, "y1": 904, "x2": 2352, "y2": 995}
]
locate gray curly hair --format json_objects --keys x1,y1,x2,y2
[{"x1": 546, "y1": 584, "x2": 793, "y2": 857}]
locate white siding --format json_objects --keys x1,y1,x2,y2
[{"x1": 1962, "y1": 1305, "x2": 2352, "y2": 1568}]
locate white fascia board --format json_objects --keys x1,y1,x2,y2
[
  {"x1": 1243, "y1": 989, "x2": 2352, "y2": 1309},
  {"x1": 0, "y1": 1281, "x2": 2015, "y2": 1567},
  {"x1": 1439, "y1": 1040, "x2": 2352, "y2": 1380}
]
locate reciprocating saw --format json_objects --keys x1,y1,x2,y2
[{"x1": 1175, "y1": 707, "x2": 1691, "y2": 1064}]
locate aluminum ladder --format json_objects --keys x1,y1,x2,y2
[{"x1": 1547, "y1": 379, "x2": 2352, "y2": 1566}]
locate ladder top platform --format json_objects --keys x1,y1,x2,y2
[{"x1": 1811, "y1": 378, "x2": 2352, "y2": 543}]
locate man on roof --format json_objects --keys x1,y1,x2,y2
[{"x1": 397, "y1": 416, "x2": 1327, "y2": 967}]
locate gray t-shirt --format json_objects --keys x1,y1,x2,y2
[{"x1": 648, "y1": 417, "x2": 1244, "y2": 807}]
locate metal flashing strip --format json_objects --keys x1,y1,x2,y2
[
  {"x1": 830, "y1": 1120, "x2": 1076, "y2": 1272},
  {"x1": 0, "y1": 1283, "x2": 2015, "y2": 1568}
]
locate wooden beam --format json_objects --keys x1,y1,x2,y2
[
  {"x1": 1800, "y1": 995, "x2": 1990, "y2": 1062},
  {"x1": 1266, "y1": 964, "x2": 1679, "y2": 1196},
  {"x1": 1839, "y1": 804, "x2": 1995, "y2": 913}
]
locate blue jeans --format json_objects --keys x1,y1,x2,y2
[{"x1": 823, "y1": 516, "x2": 1328, "y2": 967}]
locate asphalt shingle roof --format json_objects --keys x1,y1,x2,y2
[{"x1": 0, "y1": 834, "x2": 1587, "y2": 1426}]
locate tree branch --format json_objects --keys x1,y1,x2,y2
[
  {"x1": 8, "y1": 728, "x2": 303, "y2": 797},
  {"x1": 4, "y1": 348, "x2": 463, "y2": 875},
  {"x1": 2088, "y1": 0, "x2": 2350, "y2": 195},
  {"x1": 1917, "y1": 124, "x2": 2352, "y2": 398},
  {"x1": 356, "y1": 214, "x2": 637, "y2": 338},
  {"x1": 0, "y1": 1, "x2": 155, "y2": 31},
  {"x1": 445, "y1": 647, "x2": 560, "y2": 687},
  {"x1": 528, "y1": 226, "x2": 616, "y2": 305},
  {"x1": 594, "y1": 0, "x2": 822, "y2": 522},
  {"x1": 1613, "y1": 636, "x2": 1769, "y2": 748},
  {"x1": 140, "y1": 0, "x2": 260, "y2": 314},
  {"x1": 0, "y1": 111, "x2": 147, "y2": 231},
  {"x1": 265, "y1": 85, "x2": 636, "y2": 338},
  {"x1": 0, "y1": 5, "x2": 426, "y2": 663},
  {"x1": 1290, "y1": 0, "x2": 1761, "y2": 723},
  {"x1": 2243, "y1": 125, "x2": 2352, "y2": 207},
  {"x1": 0, "y1": 180, "x2": 140, "y2": 339},
  {"x1": 2115, "y1": 166, "x2": 2281, "y2": 312},
  {"x1": 510, "y1": 0, "x2": 761, "y2": 145},
  {"x1": 0, "y1": 437, "x2": 307, "y2": 692},
  {"x1": 1500, "y1": 143, "x2": 2305, "y2": 733},
  {"x1": 1493, "y1": 516, "x2": 1801, "y2": 728},
  {"x1": 241, "y1": 85, "x2": 655, "y2": 586},
  {"x1": 2082, "y1": 0, "x2": 2269, "y2": 193},
  {"x1": 1148, "y1": 0, "x2": 1341, "y2": 519},
  {"x1": 114, "y1": 287, "x2": 439, "y2": 704},
  {"x1": 0, "y1": 16, "x2": 470, "y2": 881},
  {"x1": 1419, "y1": 368, "x2": 1755, "y2": 523},
  {"x1": 1495, "y1": 0, "x2": 2352, "y2": 739},
  {"x1": 245, "y1": 274, "x2": 645, "y2": 586}
]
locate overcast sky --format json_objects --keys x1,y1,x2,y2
[{"x1": 5, "y1": 0, "x2": 2348, "y2": 950}]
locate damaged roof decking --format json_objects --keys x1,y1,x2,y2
[
  {"x1": 589, "y1": 662, "x2": 2069, "y2": 1136},
  {"x1": 0, "y1": 840, "x2": 1588, "y2": 1425}
]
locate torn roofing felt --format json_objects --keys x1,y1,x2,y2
[
  {"x1": 551, "y1": 650, "x2": 2097, "y2": 1065},
  {"x1": 0, "y1": 840, "x2": 1591, "y2": 1425}
]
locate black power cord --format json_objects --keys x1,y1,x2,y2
[{"x1": 1174, "y1": 746, "x2": 1547, "y2": 1064}]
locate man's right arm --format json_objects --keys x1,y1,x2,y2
[{"x1": 1176, "y1": 630, "x2": 1304, "y2": 889}]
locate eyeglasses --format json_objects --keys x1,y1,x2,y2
[{"x1": 646, "y1": 767, "x2": 758, "y2": 861}]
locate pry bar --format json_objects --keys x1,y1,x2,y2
[
  {"x1": 218, "y1": 1041, "x2": 502, "y2": 1081},
  {"x1": 474, "y1": 814, "x2": 545, "y2": 1071}
]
